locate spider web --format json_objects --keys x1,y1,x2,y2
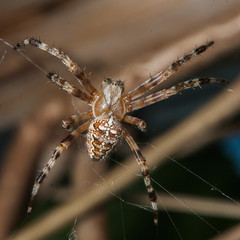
[
  {"x1": 1, "y1": 38, "x2": 239, "y2": 240},
  {"x1": 74, "y1": 137, "x2": 239, "y2": 240}
]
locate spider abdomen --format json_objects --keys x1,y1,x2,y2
[{"x1": 87, "y1": 115, "x2": 122, "y2": 161}]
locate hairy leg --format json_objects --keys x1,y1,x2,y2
[
  {"x1": 28, "y1": 120, "x2": 91, "y2": 213},
  {"x1": 47, "y1": 73, "x2": 92, "y2": 103},
  {"x1": 62, "y1": 111, "x2": 92, "y2": 130},
  {"x1": 123, "y1": 128, "x2": 158, "y2": 225},
  {"x1": 122, "y1": 115, "x2": 147, "y2": 132},
  {"x1": 14, "y1": 38, "x2": 97, "y2": 95},
  {"x1": 126, "y1": 41, "x2": 215, "y2": 100},
  {"x1": 127, "y1": 78, "x2": 228, "y2": 112}
]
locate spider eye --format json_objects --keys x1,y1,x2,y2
[
  {"x1": 115, "y1": 80, "x2": 124, "y2": 92},
  {"x1": 115, "y1": 80, "x2": 123, "y2": 86},
  {"x1": 103, "y1": 77, "x2": 113, "y2": 84}
]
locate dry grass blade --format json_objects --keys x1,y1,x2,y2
[
  {"x1": 138, "y1": 193, "x2": 240, "y2": 219},
  {"x1": 210, "y1": 224, "x2": 240, "y2": 240},
  {"x1": 0, "y1": 100, "x2": 68, "y2": 239}
]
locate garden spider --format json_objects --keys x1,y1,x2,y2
[{"x1": 14, "y1": 38, "x2": 227, "y2": 225}]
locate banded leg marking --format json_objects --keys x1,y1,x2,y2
[
  {"x1": 62, "y1": 111, "x2": 92, "y2": 130},
  {"x1": 127, "y1": 78, "x2": 228, "y2": 112},
  {"x1": 126, "y1": 41, "x2": 215, "y2": 100},
  {"x1": 14, "y1": 38, "x2": 97, "y2": 95},
  {"x1": 47, "y1": 73, "x2": 92, "y2": 103},
  {"x1": 123, "y1": 115, "x2": 147, "y2": 132},
  {"x1": 28, "y1": 120, "x2": 91, "y2": 213},
  {"x1": 123, "y1": 128, "x2": 158, "y2": 225}
]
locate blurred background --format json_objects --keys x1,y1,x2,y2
[{"x1": 1, "y1": 0, "x2": 240, "y2": 239}]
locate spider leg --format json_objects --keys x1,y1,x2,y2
[
  {"x1": 122, "y1": 115, "x2": 147, "y2": 132},
  {"x1": 62, "y1": 111, "x2": 92, "y2": 130},
  {"x1": 47, "y1": 73, "x2": 93, "y2": 104},
  {"x1": 126, "y1": 41, "x2": 215, "y2": 100},
  {"x1": 14, "y1": 38, "x2": 97, "y2": 95},
  {"x1": 127, "y1": 78, "x2": 228, "y2": 112},
  {"x1": 28, "y1": 120, "x2": 91, "y2": 214},
  {"x1": 123, "y1": 128, "x2": 158, "y2": 225}
]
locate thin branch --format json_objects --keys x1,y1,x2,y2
[
  {"x1": 138, "y1": 193, "x2": 240, "y2": 219},
  {"x1": 210, "y1": 224, "x2": 240, "y2": 240}
]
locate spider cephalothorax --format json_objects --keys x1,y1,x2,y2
[
  {"x1": 92, "y1": 78, "x2": 125, "y2": 120},
  {"x1": 14, "y1": 38, "x2": 228, "y2": 225}
]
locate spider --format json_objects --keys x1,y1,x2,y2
[{"x1": 14, "y1": 38, "x2": 227, "y2": 225}]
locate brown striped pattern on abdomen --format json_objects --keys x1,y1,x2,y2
[{"x1": 87, "y1": 115, "x2": 122, "y2": 161}]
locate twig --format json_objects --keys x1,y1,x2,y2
[{"x1": 138, "y1": 193, "x2": 240, "y2": 219}]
